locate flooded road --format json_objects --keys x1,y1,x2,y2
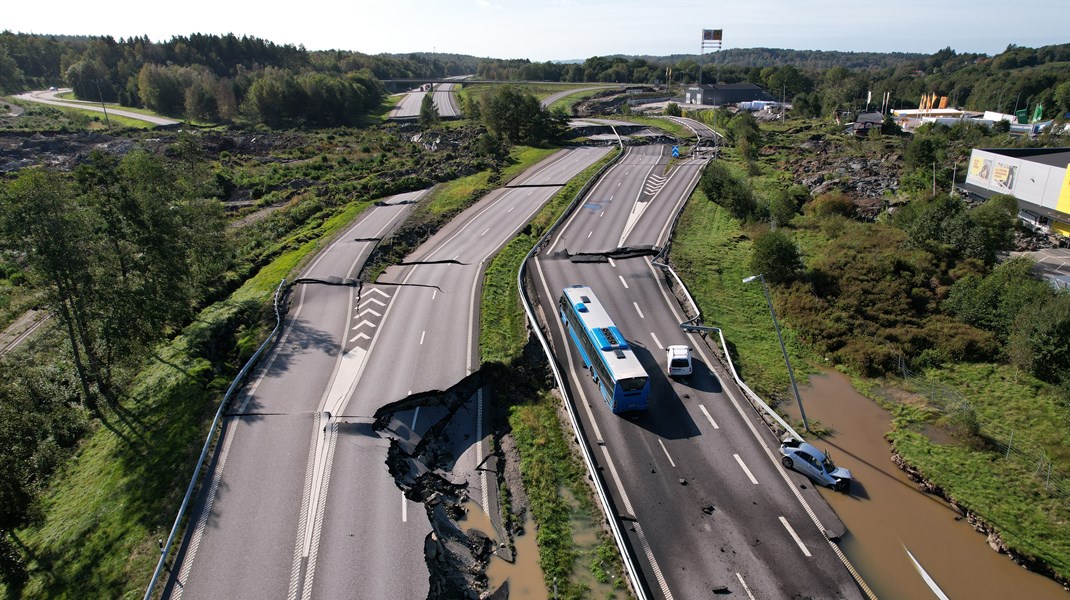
[{"x1": 786, "y1": 371, "x2": 1066, "y2": 598}]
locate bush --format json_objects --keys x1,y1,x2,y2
[
  {"x1": 749, "y1": 229, "x2": 801, "y2": 284},
  {"x1": 699, "y1": 161, "x2": 755, "y2": 220},
  {"x1": 805, "y1": 190, "x2": 856, "y2": 218}
]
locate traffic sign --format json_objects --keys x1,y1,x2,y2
[{"x1": 672, "y1": 145, "x2": 680, "y2": 157}]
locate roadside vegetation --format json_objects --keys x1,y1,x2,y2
[
  {"x1": 671, "y1": 107, "x2": 1070, "y2": 584},
  {"x1": 480, "y1": 149, "x2": 627, "y2": 598},
  {"x1": 2, "y1": 32, "x2": 1069, "y2": 597}
]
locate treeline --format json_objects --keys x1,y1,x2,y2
[
  {"x1": 0, "y1": 32, "x2": 479, "y2": 126},
  {"x1": 475, "y1": 43, "x2": 1070, "y2": 120},
  {"x1": 651, "y1": 47, "x2": 926, "y2": 70}
]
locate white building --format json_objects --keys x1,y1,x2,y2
[{"x1": 959, "y1": 147, "x2": 1070, "y2": 236}]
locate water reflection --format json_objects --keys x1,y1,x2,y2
[{"x1": 786, "y1": 371, "x2": 1066, "y2": 598}]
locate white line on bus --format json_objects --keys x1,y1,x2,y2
[
  {"x1": 734, "y1": 453, "x2": 759, "y2": 484},
  {"x1": 658, "y1": 439, "x2": 676, "y2": 467},
  {"x1": 779, "y1": 516, "x2": 812, "y2": 557}
]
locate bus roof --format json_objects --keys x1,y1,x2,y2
[{"x1": 562, "y1": 285, "x2": 648, "y2": 381}]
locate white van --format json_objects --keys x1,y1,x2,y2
[{"x1": 666, "y1": 345, "x2": 692, "y2": 377}]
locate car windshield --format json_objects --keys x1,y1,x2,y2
[{"x1": 822, "y1": 451, "x2": 836, "y2": 472}]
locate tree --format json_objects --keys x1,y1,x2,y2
[
  {"x1": 699, "y1": 161, "x2": 756, "y2": 220},
  {"x1": 419, "y1": 91, "x2": 440, "y2": 127},
  {"x1": 750, "y1": 229, "x2": 802, "y2": 284},
  {"x1": 1008, "y1": 292, "x2": 1070, "y2": 384},
  {"x1": 481, "y1": 86, "x2": 564, "y2": 146},
  {"x1": 663, "y1": 102, "x2": 681, "y2": 116},
  {"x1": 945, "y1": 256, "x2": 1050, "y2": 339}
]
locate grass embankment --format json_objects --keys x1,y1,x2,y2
[
  {"x1": 672, "y1": 114, "x2": 1070, "y2": 582},
  {"x1": 479, "y1": 150, "x2": 626, "y2": 598},
  {"x1": 6, "y1": 199, "x2": 373, "y2": 599},
  {"x1": 669, "y1": 187, "x2": 804, "y2": 399},
  {"x1": 546, "y1": 87, "x2": 611, "y2": 113},
  {"x1": 884, "y1": 362, "x2": 1070, "y2": 581}
]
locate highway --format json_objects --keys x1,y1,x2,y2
[
  {"x1": 388, "y1": 82, "x2": 462, "y2": 120},
  {"x1": 14, "y1": 88, "x2": 180, "y2": 126},
  {"x1": 163, "y1": 147, "x2": 609, "y2": 599},
  {"x1": 528, "y1": 144, "x2": 866, "y2": 599}
]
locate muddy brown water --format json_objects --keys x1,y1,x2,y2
[{"x1": 783, "y1": 371, "x2": 1067, "y2": 598}]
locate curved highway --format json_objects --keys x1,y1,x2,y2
[
  {"x1": 528, "y1": 144, "x2": 865, "y2": 599},
  {"x1": 15, "y1": 89, "x2": 180, "y2": 126}
]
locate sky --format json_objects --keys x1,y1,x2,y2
[{"x1": 5, "y1": 0, "x2": 1068, "y2": 61}]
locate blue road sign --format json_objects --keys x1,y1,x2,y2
[{"x1": 672, "y1": 145, "x2": 680, "y2": 157}]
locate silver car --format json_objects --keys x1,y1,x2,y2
[{"x1": 779, "y1": 438, "x2": 852, "y2": 492}]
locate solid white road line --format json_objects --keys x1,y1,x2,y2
[
  {"x1": 419, "y1": 330, "x2": 426, "y2": 345},
  {"x1": 658, "y1": 439, "x2": 677, "y2": 468},
  {"x1": 402, "y1": 491, "x2": 408, "y2": 522},
  {"x1": 734, "y1": 453, "x2": 759, "y2": 485},
  {"x1": 699, "y1": 404, "x2": 720, "y2": 429},
  {"x1": 779, "y1": 516, "x2": 812, "y2": 557},
  {"x1": 736, "y1": 573, "x2": 757, "y2": 600},
  {"x1": 619, "y1": 275, "x2": 629, "y2": 289},
  {"x1": 633, "y1": 302, "x2": 644, "y2": 319}
]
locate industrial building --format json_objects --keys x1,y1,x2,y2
[
  {"x1": 959, "y1": 147, "x2": 1070, "y2": 237},
  {"x1": 684, "y1": 83, "x2": 774, "y2": 106}
]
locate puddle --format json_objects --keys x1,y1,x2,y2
[
  {"x1": 783, "y1": 370, "x2": 1067, "y2": 598},
  {"x1": 487, "y1": 515, "x2": 549, "y2": 600}
]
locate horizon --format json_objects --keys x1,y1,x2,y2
[{"x1": 5, "y1": 0, "x2": 1068, "y2": 62}]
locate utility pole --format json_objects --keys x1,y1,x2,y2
[
  {"x1": 743, "y1": 274, "x2": 810, "y2": 433},
  {"x1": 92, "y1": 78, "x2": 111, "y2": 128}
]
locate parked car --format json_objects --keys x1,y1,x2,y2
[
  {"x1": 665, "y1": 344, "x2": 692, "y2": 377},
  {"x1": 779, "y1": 438, "x2": 852, "y2": 492}
]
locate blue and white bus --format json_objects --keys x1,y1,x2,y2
[{"x1": 559, "y1": 285, "x2": 650, "y2": 413}]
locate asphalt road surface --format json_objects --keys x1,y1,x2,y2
[
  {"x1": 15, "y1": 89, "x2": 180, "y2": 125},
  {"x1": 164, "y1": 147, "x2": 610, "y2": 599},
  {"x1": 529, "y1": 144, "x2": 865, "y2": 599}
]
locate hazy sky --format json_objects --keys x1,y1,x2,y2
[{"x1": 6, "y1": 0, "x2": 1068, "y2": 61}]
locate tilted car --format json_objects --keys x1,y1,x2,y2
[{"x1": 779, "y1": 438, "x2": 852, "y2": 492}]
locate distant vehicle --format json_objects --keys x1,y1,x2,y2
[
  {"x1": 666, "y1": 344, "x2": 692, "y2": 377},
  {"x1": 48, "y1": 86, "x2": 57, "y2": 91},
  {"x1": 779, "y1": 438, "x2": 852, "y2": 492},
  {"x1": 559, "y1": 285, "x2": 650, "y2": 413}
]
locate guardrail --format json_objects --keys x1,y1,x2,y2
[
  {"x1": 517, "y1": 138, "x2": 657, "y2": 600},
  {"x1": 144, "y1": 279, "x2": 288, "y2": 600}
]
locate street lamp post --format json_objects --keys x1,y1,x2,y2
[{"x1": 743, "y1": 273, "x2": 810, "y2": 433}]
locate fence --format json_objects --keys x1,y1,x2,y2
[{"x1": 898, "y1": 358, "x2": 1069, "y2": 504}]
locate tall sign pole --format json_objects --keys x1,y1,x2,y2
[{"x1": 700, "y1": 29, "x2": 723, "y2": 101}]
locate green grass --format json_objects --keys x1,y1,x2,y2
[
  {"x1": 615, "y1": 115, "x2": 693, "y2": 139},
  {"x1": 546, "y1": 87, "x2": 612, "y2": 113},
  {"x1": 480, "y1": 150, "x2": 617, "y2": 364},
  {"x1": 424, "y1": 146, "x2": 557, "y2": 218},
  {"x1": 508, "y1": 396, "x2": 623, "y2": 600},
  {"x1": 889, "y1": 428, "x2": 1070, "y2": 581},
  {"x1": 669, "y1": 187, "x2": 809, "y2": 400},
  {"x1": 6, "y1": 197, "x2": 377, "y2": 599}
]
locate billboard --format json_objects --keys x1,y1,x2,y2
[
  {"x1": 993, "y1": 162, "x2": 1017, "y2": 192},
  {"x1": 702, "y1": 29, "x2": 723, "y2": 41},
  {"x1": 968, "y1": 155, "x2": 992, "y2": 183}
]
